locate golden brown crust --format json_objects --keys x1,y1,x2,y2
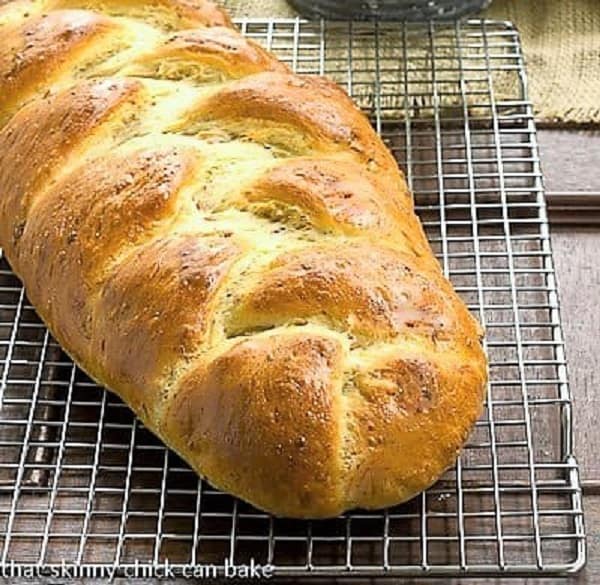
[
  {"x1": 126, "y1": 27, "x2": 288, "y2": 81},
  {"x1": 165, "y1": 332, "x2": 347, "y2": 517},
  {"x1": 0, "y1": 10, "x2": 118, "y2": 119},
  {"x1": 232, "y1": 157, "x2": 438, "y2": 264},
  {"x1": 345, "y1": 346, "x2": 486, "y2": 509},
  {"x1": 227, "y1": 244, "x2": 476, "y2": 344},
  {"x1": 184, "y1": 71, "x2": 402, "y2": 176},
  {"x1": 238, "y1": 158, "x2": 408, "y2": 229},
  {"x1": 49, "y1": 0, "x2": 233, "y2": 28},
  {"x1": 0, "y1": 0, "x2": 488, "y2": 518},
  {"x1": 15, "y1": 146, "x2": 198, "y2": 365},
  {"x1": 0, "y1": 78, "x2": 143, "y2": 254},
  {"x1": 94, "y1": 233, "x2": 244, "y2": 415}
]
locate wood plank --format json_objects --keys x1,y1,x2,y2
[
  {"x1": 538, "y1": 130, "x2": 600, "y2": 192},
  {"x1": 5, "y1": 487, "x2": 597, "y2": 584},
  {"x1": 290, "y1": 496, "x2": 597, "y2": 584},
  {"x1": 547, "y1": 192, "x2": 600, "y2": 225},
  {"x1": 550, "y1": 226, "x2": 600, "y2": 486}
]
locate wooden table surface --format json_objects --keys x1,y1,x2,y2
[
  {"x1": 9, "y1": 129, "x2": 599, "y2": 585},
  {"x1": 535, "y1": 129, "x2": 600, "y2": 585},
  {"x1": 271, "y1": 131, "x2": 600, "y2": 585},
  {"x1": 196, "y1": 130, "x2": 600, "y2": 585},
  {"x1": 374, "y1": 129, "x2": 600, "y2": 585},
  {"x1": 127, "y1": 133, "x2": 599, "y2": 585},
  {"x1": 264, "y1": 134, "x2": 600, "y2": 585}
]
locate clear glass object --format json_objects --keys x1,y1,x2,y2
[{"x1": 288, "y1": 0, "x2": 492, "y2": 20}]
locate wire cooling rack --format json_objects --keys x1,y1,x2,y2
[{"x1": 0, "y1": 18, "x2": 586, "y2": 579}]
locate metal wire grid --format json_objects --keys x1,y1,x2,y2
[{"x1": 0, "y1": 18, "x2": 585, "y2": 578}]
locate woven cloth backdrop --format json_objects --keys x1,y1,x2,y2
[{"x1": 224, "y1": 0, "x2": 600, "y2": 125}]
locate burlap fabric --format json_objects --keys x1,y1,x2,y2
[{"x1": 224, "y1": 0, "x2": 600, "y2": 125}]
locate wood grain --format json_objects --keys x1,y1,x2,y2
[
  {"x1": 547, "y1": 193, "x2": 600, "y2": 225},
  {"x1": 3, "y1": 122, "x2": 598, "y2": 585},
  {"x1": 550, "y1": 226, "x2": 600, "y2": 486},
  {"x1": 540, "y1": 128, "x2": 599, "y2": 584},
  {"x1": 7, "y1": 489, "x2": 599, "y2": 584},
  {"x1": 292, "y1": 495, "x2": 599, "y2": 584},
  {"x1": 538, "y1": 130, "x2": 600, "y2": 192}
]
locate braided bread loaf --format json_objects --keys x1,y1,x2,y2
[{"x1": 0, "y1": 0, "x2": 487, "y2": 518}]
